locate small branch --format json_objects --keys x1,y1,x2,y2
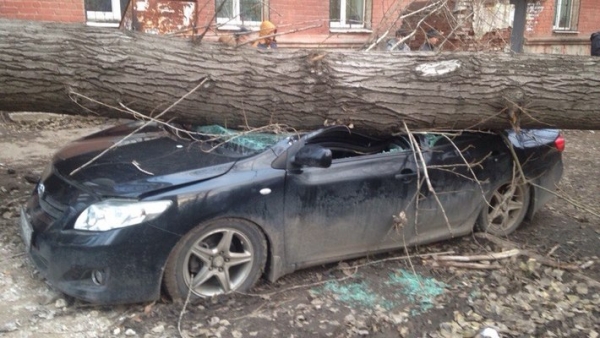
[
  {"x1": 131, "y1": 160, "x2": 154, "y2": 176},
  {"x1": 404, "y1": 122, "x2": 454, "y2": 237},
  {"x1": 430, "y1": 261, "x2": 501, "y2": 270},
  {"x1": 178, "y1": 274, "x2": 195, "y2": 338},
  {"x1": 194, "y1": 0, "x2": 227, "y2": 43},
  {"x1": 364, "y1": 0, "x2": 447, "y2": 51},
  {"x1": 339, "y1": 250, "x2": 456, "y2": 271},
  {"x1": 474, "y1": 233, "x2": 580, "y2": 271},
  {"x1": 574, "y1": 272, "x2": 600, "y2": 288},
  {"x1": 229, "y1": 302, "x2": 267, "y2": 321},
  {"x1": 0, "y1": 252, "x2": 27, "y2": 263},
  {"x1": 69, "y1": 78, "x2": 209, "y2": 176},
  {"x1": 546, "y1": 244, "x2": 560, "y2": 257},
  {"x1": 236, "y1": 23, "x2": 322, "y2": 48},
  {"x1": 433, "y1": 248, "x2": 520, "y2": 262},
  {"x1": 530, "y1": 182, "x2": 600, "y2": 219}
]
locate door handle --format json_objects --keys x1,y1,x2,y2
[{"x1": 395, "y1": 169, "x2": 416, "y2": 183}]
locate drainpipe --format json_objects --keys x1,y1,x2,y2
[{"x1": 510, "y1": 0, "x2": 527, "y2": 53}]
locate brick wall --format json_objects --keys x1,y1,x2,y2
[
  {"x1": 526, "y1": 0, "x2": 599, "y2": 38},
  {"x1": 524, "y1": 0, "x2": 599, "y2": 55},
  {"x1": 270, "y1": 0, "x2": 329, "y2": 35},
  {"x1": 577, "y1": 0, "x2": 600, "y2": 33},
  {"x1": 0, "y1": 0, "x2": 85, "y2": 22},
  {"x1": 206, "y1": 0, "x2": 386, "y2": 48}
]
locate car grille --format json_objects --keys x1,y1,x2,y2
[
  {"x1": 39, "y1": 191, "x2": 68, "y2": 220},
  {"x1": 28, "y1": 169, "x2": 92, "y2": 233}
]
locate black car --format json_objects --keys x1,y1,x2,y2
[{"x1": 20, "y1": 122, "x2": 564, "y2": 304}]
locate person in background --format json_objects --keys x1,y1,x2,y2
[
  {"x1": 218, "y1": 26, "x2": 250, "y2": 47},
  {"x1": 217, "y1": 34, "x2": 236, "y2": 46},
  {"x1": 420, "y1": 29, "x2": 442, "y2": 52},
  {"x1": 234, "y1": 26, "x2": 250, "y2": 46},
  {"x1": 591, "y1": 31, "x2": 600, "y2": 56},
  {"x1": 386, "y1": 28, "x2": 411, "y2": 52},
  {"x1": 254, "y1": 20, "x2": 277, "y2": 49}
]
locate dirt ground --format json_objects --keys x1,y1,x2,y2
[{"x1": 0, "y1": 114, "x2": 598, "y2": 338}]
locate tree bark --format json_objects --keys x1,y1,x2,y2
[{"x1": 1, "y1": 19, "x2": 599, "y2": 135}]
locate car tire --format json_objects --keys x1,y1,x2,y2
[
  {"x1": 476, "y1": 181, "x2": 531, "y2": 236},
  {"x1": 163, "y1": 218, "x2": 267, "y2": 300}
]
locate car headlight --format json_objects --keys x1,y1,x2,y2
[{"x1": 74, "y1": 199, "x2": 172, "y2": 231}]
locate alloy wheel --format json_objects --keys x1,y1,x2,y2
[
  {"x1": 485, "y1": 182, "x2": 527, "y2": 234},
  {"x1": 182, "y1": 228, "x2": 254, "y2": 297}
]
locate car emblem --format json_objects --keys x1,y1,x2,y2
[
  {"x1": 259, "y1": 188, "x2": 271, "y2": 195},
  {"x1": 37, "y1": 183, "x2": 45, "y2": 197}
]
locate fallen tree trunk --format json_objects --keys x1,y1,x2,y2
[{"x1": 1, "y1": 19, "x2": 599, "y2": 135}]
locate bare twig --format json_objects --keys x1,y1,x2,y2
[
  {"x1": 530, "y1": 183, "x2": 600, "y2": 218},
  {"x1": 365, "y1": 0, "x2": 448, "y2": 51},
  {"x1": 546, "y1": 244, "x2": 560, "y2": 257},
  {"x1": 433, "y1": 248, "x2": 520, "y2": 262},
  {"x1": 0, "y1": 252, "x2": 27, "y2": 263},
  {"x1": 178, "y1": 274, "x2": 195, "y2": 338},
  {"x1": 194, "y1": 0, "x2": 227, "y2": 43},
  {"x1": 343, "y1": 250, "x2": 456, "y2": 272},
  {"x1": 474, "y1": 233, "x2": 580, "y2": 271},
  {"x1": 236, "y1": 23, "x2": 322, "y2": 48},
  {"x1": 430, "y1": 261, "x2": 502, "y2": 270},
  {"x1": 229, "y1": 302, "x2": 268, "y2": 321},
  {"x1": 404, "y1": 122, "x2": 454, "y2": 237},
  {"x1": 131, "y1": 160, "x2": 154, "y2": 176},
  {"x1": 69, "y1": 78, "x2": 209, "y2": 176}
]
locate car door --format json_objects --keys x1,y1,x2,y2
[
  {"x1": 407, "y1": 133, "x2": 502, "y2": 243},
  {"x1": 282, "y1": 129, "x2": 419, "y2": 268}
]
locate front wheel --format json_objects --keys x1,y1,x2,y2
[
  {"x1": 476, "y1": 181, "x2": 530, "y2": 236},
  {"x1": 163, "y1": 219, "x2": 267, "y2": 300}
]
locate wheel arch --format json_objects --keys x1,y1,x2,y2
[
  {"x1": 159, "y1": 216, "x2": 277, "y2": 294},
  {"x1": 525, "y1": 181, "x2": 538, "y2": 221}
]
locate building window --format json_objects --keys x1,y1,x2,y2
[
  {"x1": 330, "y1": 0, "x2": 370, "y2": 29},
  {"x1": 216, "y1": 0, "x2": 263, "y2": 27},
  {"x1": 86, "y1": 0, "x2": 127, "y2": 27},
  {"x1": 553, "y1": 0, "x2": 580, "y2": 31}
]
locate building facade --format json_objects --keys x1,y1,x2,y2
[
  {"x1": 0, "y1": 0, "x2": 598, "y2": 54},
  {"x1": 524, "y1": 0, "x2": 599, "y2": 55}
]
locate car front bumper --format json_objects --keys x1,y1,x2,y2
[{"x1": 20, "y1": 208, "x2": 181, "y2": 304}]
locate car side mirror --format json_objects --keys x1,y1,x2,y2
[{"x1": 293, "y1": 144, "x2": 332, "y2": 168}]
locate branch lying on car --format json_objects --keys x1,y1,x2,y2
[{"x1": 68, "y1": 78, "x2": 209, "y2": 176}]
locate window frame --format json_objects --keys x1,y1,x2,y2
[
  {"x1": 86, "y1": 0, "x2": 123, "y2": 27},
  {"x1": 215, "y1": 0, "x2": 264, "y2": 29},
  {"x1": 329, "y1": 0, "x2": 372, "y2": 31},
  {"x1": 553, "y1": 0, "x2": 580, "y2": 32}
]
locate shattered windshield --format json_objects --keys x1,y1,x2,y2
[{"x1": 191, "y1": 125, "x2": 293, "y2": 156}]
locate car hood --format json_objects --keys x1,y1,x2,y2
[{"x1": 51, "y1": 123, "x2": 238, "y2": 197}]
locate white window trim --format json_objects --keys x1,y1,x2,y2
[
  {"x1": 86, "y1": 21, "x2": 120, "y2": 27},
  {"x1": 330, "y1": 0, "x2": 367, "y2": 29},
  {"x1": 553, "y1": 0, "x2": 578, "y2": 31},
  {"x1": 329, "y1": 28, "x2": 372, "y2": 34},
  {"x1": 86, "y1": 0, "x2": 122, "y2": 23},
  {"x1": 216, "y1": 0, "x2": 262, "y2": 28}
]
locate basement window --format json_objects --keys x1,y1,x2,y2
[
  {"x1": 553, "y1": 0, "x2": 580, "y2": 31},
  {"x1": 216, "y1": 0, "x2": 264, "y2": 29},
  {"x1": 85, "y1": 0, "x2": 128, "y2": 27},
  {"x1": 330, "y1": 0, "x2": 372, "y2": 30}
]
